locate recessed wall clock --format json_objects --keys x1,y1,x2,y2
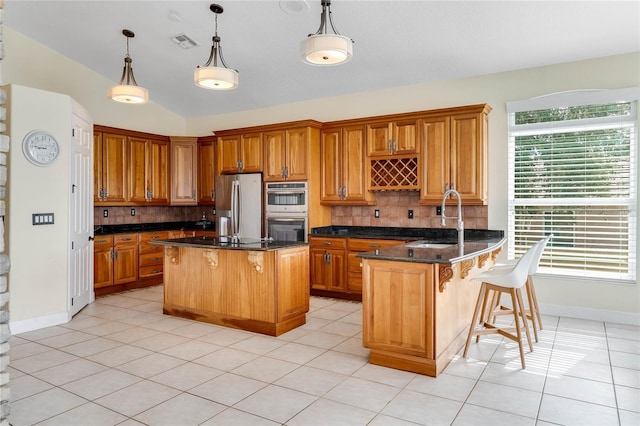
[{"x1": 22, "y1": 130, "x2": 60, "y2": 166}]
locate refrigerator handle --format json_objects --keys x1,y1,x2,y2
[{"x1": 232, "y1": 180, "x2": 242, "y2": 239}]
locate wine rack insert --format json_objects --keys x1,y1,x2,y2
[{"x1": 369, "y1": 156, "x2": 419, "y2": 190}]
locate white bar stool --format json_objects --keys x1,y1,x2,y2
[
  {"x1": 463, "y1": 242, "x2": 539, "y2": 369},
  {"x1": 489, "y1": 235, "x2": 551, "y2": 342}
]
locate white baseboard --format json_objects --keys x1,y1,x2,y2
[
  {"x1": 9, "y1": 311, "x2": 70, "y2": 335},
  {"x1": 540, "y1": 303, "x2": 640, "y2": 326}
]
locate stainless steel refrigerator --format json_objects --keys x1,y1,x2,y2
[{"x1": 215, "y1": 173, "x2": 263, "y2": 242}]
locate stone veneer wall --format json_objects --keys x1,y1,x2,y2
[
  {"x1": 94, "y1": 205, "x2": 212, "y2": 226},
  {"x1": 331, "y1": 191, "x2": 488, "y2": 229},
  {"x1": 0, "y1": 0, "x2": 10, "y2": 421}
]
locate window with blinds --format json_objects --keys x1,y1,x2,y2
[{"x1": 507, "y1": 89, "x2": 638, "y2": 281}]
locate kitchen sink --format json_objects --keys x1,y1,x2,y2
[{"x1": 405, "y1": 241, "x2": 455, "y2": 249}]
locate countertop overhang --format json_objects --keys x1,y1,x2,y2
[
  {"x1": 94, "y1": 221, "x2": 215, "y2": 236},
  {"x1": 311, "y1": 225, "x2": 504, "y2": 242},
  {"x1": 154, "y1": 236, "x2": 308, "y2": 252},
  {"x1": 357, "y1": 237, "x2": 506, "y2": 265}
]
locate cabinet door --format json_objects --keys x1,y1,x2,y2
[
  {"x1": 114, "y1": 235, "x2": 138, "y2": 285},
  {"x1": 451, "y1": 112, "x2": 486, "y2": 204},
  {"x1": 342, "y1": 125, "x2": 371, "y2": 203},
  {"x1": 310, "y1": 248, "x2": 346, "y2": 291},
  {"x1": 128, "y1": 137, "x2": 149, "y2": 204},
  {"x1": 93, "y1": 236, "x2": 113, "y2": 289},
  {"x1": 218, "y1": 135, "x2": 241, "y2": 174},
  {"x1": 149, "y1": 140, "x2": 169, "y2": 204},
  {"x1": 170, "y1": 139, "x2": 197, "y2": 205},
  {"x1": 284, "y1": 127, "x2": 309, "y2": 181},
  {"x1": 366, "y1": 122, "x2": 392, "y2": 156},
  {"x1": 240, "y1": 132, "x2": 263, "y2": 173},
  {"x1": 198, "y1": 139, "x2": 216, "y2": 205},
  {"x1": 263, "y1": 130, "x2": 286, "y2": 182},
  {"x1": 394, "y1": 119, "x2": 419, "y2": 154},
  {"x1": 420, "y1": 116, "x2": 450, "y2": 204},
  {"x1": 101, "y1": 133, "x2": 128, "y2": 204},
  {"x1": 320, "y1": 129, "x2": 343, "y2": 203},
  {"x1": 94, "y1": 132, "x2": 103, "y2": 203}
]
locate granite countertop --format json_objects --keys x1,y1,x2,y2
[
  {"x1": 310, "y1": 225, "x2": 504, "y2": 242},
  {"x1": 357, "y1": 237, "x2": 506, "y2": 265},
  {"x1": 94, "y1": 221, "x2": 215, "y2": 236},
  {"x1": 153, "y1": 236, "x2": 308, "y2": 252}
]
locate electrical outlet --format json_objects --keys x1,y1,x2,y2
[
  {"x1": 408, "y1": 209, "x2": 414, "y2": 219},
  {"x1": 130, "y1": 208, "x2": 136, "y2": 216},
  {"x1": 103, "y1": 209, "x2": 108, "y2": 218},
  {"x1": 374, "y1": 209, "x2": 380, "y2": 218},
  {"x1": 436, "y1": 206, "x2": 442, "y2": 215}
]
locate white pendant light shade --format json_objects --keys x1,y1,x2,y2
[
  {"x1": 194, "y1": 66, "x2": 239, "y2": 90},
  {"x1": 108, "y1": 84, "x2": 149, "y2": 104},
  {"x1": 109, "y1": 29, "x2": 149, "y2": 104},
  {"x1": 301, "y1": 34, "x2": 352, "y2": 65},
  {"x1": 302, "y1": 0, "x2": 353, "y2": 66},
  {"x1": 195, "y1": 4, "x2": 239, "y2": 90}
]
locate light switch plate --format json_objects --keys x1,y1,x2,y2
[{"x1": 32, "y1": 213, "x2": 54, "y2": 225}]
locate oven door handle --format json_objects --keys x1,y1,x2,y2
[
  {"x1": 266, "y1": 191, "x2": 306, "y2": 195},
  {"x1": 267, "y1": 217, "x2": 305, "y2": 221}
]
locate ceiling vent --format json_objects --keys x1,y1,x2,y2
[{"x1": 171, "y1": 33, "x2": 199, "y2": 49}]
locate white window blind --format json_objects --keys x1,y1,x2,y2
[{"x1": 507, "y1": 89, "x2": 638, "y2": 281}]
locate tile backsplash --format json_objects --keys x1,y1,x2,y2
[
  {"x1": 94, "y1": 192, "x2": 487, "y2": 229},
  {"x1": 331, "y1": 191, "x2": 488, "y2": 229},
  {"x1": 94, "y1": 206, "x2": 214, "y2": 226}
]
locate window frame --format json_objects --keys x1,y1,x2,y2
[{"x1": 506, "y1": 88, "x2": 639, "y2": 283}]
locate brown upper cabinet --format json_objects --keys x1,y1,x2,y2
[
  {"x1": 169, "y1": 137, "x2": 198, "y2": 206},
  {"x1": 94, "y1": 131, "x2": 128, "y2": 205},
  {"x1": 197, "y1": 136, "x2": 216, "y2": 205},
  {"x1": 216, "y1": 131, "x2": 263, "y2": 174},
  {"x1": 129, "y1": 137, "x2": 169, "y2": 205},
  {"x1": 264, "y1": 126, "x2": 317, "y2": 182},
  {"x1": 419, "y1": 104, "x2": 491, "y2": 205},
  {"x1": 366, "y1": 118, "x2": 419, "y2": 157},
  {"x1": 320, "y1": 125, "x2": 375, "y2": 205}
]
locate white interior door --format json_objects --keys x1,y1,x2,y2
[{"x1": 69, "y1": 109, "x2": 93, "y2": 317}]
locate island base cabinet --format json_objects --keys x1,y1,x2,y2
[
  {"x1": 362, "y1": 257, "x2": 487, "y2": 377},
  {"x1": 163, "y1": 245, "x2": 309, "y2": 336}
]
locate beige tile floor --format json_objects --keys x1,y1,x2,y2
[{"x1": 7, "y1": 285, "x2": 640, "y2": 425}]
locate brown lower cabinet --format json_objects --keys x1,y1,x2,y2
[
  {"x1": 93, "y1": 233, "x2": 139, "y2": 296},
  {"x1": 94, "y1": 229, "x2": 215, "y2": 296},
  {"x1": 309, "y1": 236, "x2": 406, "y2": 301}
]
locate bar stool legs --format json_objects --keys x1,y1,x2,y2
[{"x1": 464, "y1": 282, "x2": 533, "y2": 369}]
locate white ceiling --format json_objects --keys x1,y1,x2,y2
[{"x1": 5, "y1": 1, "x2": 639, "y2": 118}]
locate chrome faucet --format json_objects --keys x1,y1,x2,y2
[{"x1": 441, "y1": 189, "x2": 464, "y2": 247}]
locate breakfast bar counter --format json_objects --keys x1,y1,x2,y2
[
  {"x1": 155, "y1": 237, "x2": 309, "y2": 336},
  {"x1": 358, "y1": 237, "x2": 506, "y2": 377}
]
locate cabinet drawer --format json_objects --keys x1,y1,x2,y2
[
  {"x1": 347, "y1": 252, "x2": 364, "y2": 272},
  {"x1": 139, "y1": 232, "x2": 168, "y2": 254},
  {"x1": 94, "y1": 235, "x2": 113, "y2": 247},
  {"x1": 347, "y1": 271, "x2": 362, "y2": 293},
  {"x1": 309, "y1": 236, "x2": 347, "y2": 249},
  {"x1": 139, "y1": 265, "x2": 164, "y2": 278},
  {"x1": 347, "y1": 238, "x2": 404, "y2": 251},
  {"x1": 140, "y1": 252, "x2": 164, "y2": 267},
  {"x1": 114, "y1": 234, "x2": 138, "y2": 246}
]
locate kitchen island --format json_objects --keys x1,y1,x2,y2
[
  {"x1": 358, "y1": 237, "x2": 506, "y2": 377},
  {"x1": 155, "y1": 236, "x2": 309, "y2": 336}
]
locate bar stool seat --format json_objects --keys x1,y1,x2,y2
[
  {"x1": 490, "y1": 235, "x2": 551, "y2": 342},
  {"x1": 463, "y1": 242, "x2": 539, "y2": 369}
]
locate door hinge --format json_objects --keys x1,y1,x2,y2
[
  {"x1": 72, "y1": 184, "x2": 76, "y2": 193},
  {"x1": 71, "y1": 241, "x2": 74, "y2": 250},
  {"x1": 72, "y1": 128, "x2": 75, "y2": 137},
  {"x1": 71, "y1": 297, "x2": 74, "y2": 306}
]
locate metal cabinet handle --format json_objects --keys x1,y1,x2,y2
[
  {"x1": 121, "y1": 238, "x2": 132, "y2": 241},
  {"x1": 369, "y1": 243, "x2": 381, "y2": 248},
  {"x1": 322, "y1": 241, "x2": 333, "y2": 245},
  {"x1": 150, "y1": 257, "x2": 161, "y2": 261}
]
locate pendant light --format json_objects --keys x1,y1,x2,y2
[
  {"x1": 301, "y1": 0, "x2": 353, "y2": 66},
  {"x1": 108, "y1": 29, "x2": 149, "y2": 104},
  {"x1": 195, "y1": 4, "x2": 239, "y2": 90}
]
